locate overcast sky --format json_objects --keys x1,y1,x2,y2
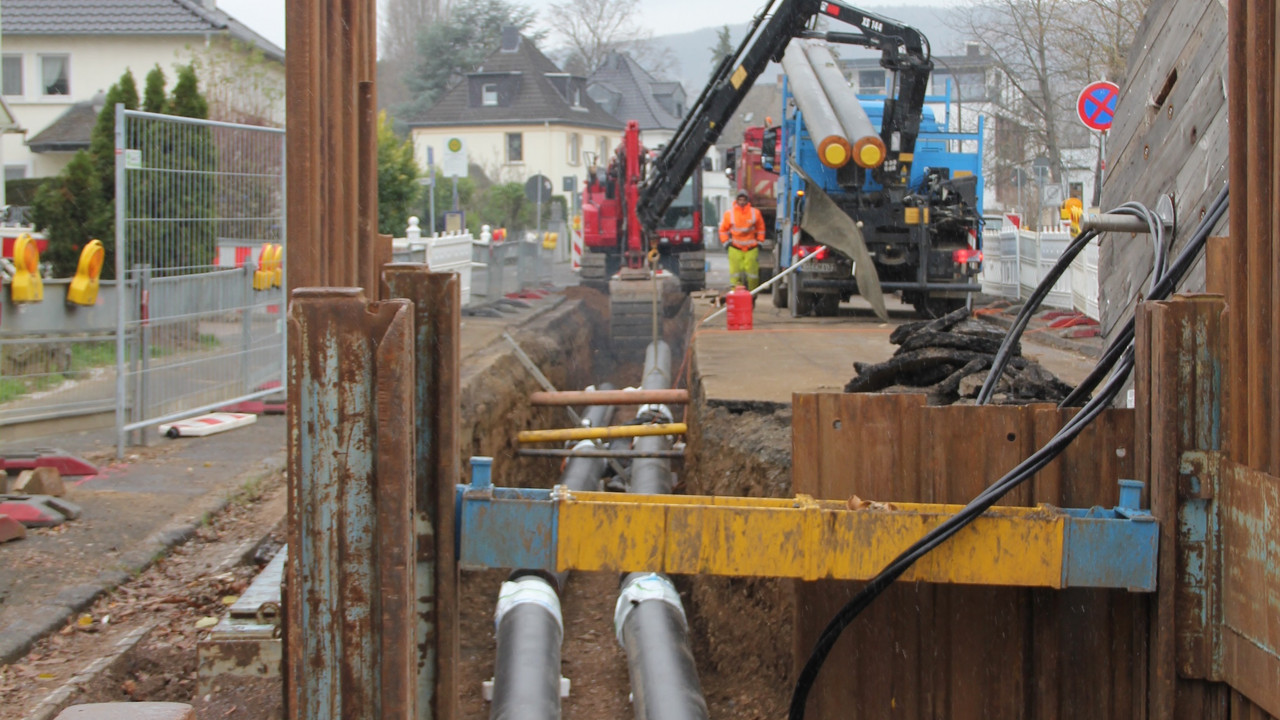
[{"x1": 215, "y1": 0, "x2": 959, "y2": 53}]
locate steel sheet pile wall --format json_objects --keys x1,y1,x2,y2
[
  {"x1": 286, "y1": 289, "x2": 416, "y2": 719},
  {"x1": 285, "y1": 0, "x2": 385, "y2": 292},
  {"x1": 791, "y1": 394, "x2": 1139, "y2": 719}
]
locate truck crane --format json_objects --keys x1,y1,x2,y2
[{"x1": 582, "y1": 0, "x2": 956, "y2": 344}]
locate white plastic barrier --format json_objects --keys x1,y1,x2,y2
[
  {"x1": 981, "y1": 228, "x2": 1020, "y2": 298},
  {"x1": 1071, "y1": 239, "x2": 1100, "y2": 320},
  {"x1": 1036, "y1": 231, "x2": 1074, "y2": 309},
  {"x1": 427, "y1": 231, "x2": 473, "y2": 305},
  {"x1": 390, "y1": 227, "x2": 474, "y2": 305}
]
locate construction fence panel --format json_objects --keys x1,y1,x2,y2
[
  {"x1": 0, "y1": 281, "x2": 124, "y2": 428},
  {"x1": 115, "y1": 107, "x2": 286, "y2": 452}
]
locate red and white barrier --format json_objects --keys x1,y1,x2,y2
[
  {"x1": 158, "y1": 412, "x2": 257, "y2": 438},
  {"x1": 571, "y1": 231, "x2": 583, "y2": 272}
]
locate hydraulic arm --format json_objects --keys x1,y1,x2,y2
[{"x1": 636, "y1": 0, "x2": 934, "y2": 230}]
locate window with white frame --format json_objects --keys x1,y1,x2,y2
[
  {"x1": 567, "y1": 133, "x2": 581, "y2": 165},
  {"x1": 5, "y1": 165, "x2": 27, "y2": 181},
  {"x1": 39, "y1": 55, "x2": 69, "y2": 96},
  {"x1": 506, "y1": 132, "x2": 523, "y2": 163},
  {"x1": 2, "y1": 56, "x2": 23, "y2": 96},
  {"x1": 598, "y1": 136, "x2": 609, "y2": 161},
  {"x1": 482, "y1": 83, "x2": 498, "y2": 106},
  {"x1": 572, "y1": 86, "x2": 582, "y2": 107}
]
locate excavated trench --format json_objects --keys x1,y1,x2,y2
[{"x1": 59, "y1": 285, "x2": 794, "y2": 719}]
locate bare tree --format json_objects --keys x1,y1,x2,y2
[
  {"x1": 548, "y1": 0, "x2": 672, "y2": 77},
  {"x1": 378, "y1": 0, "x2": 444, "y2": 112},
  {"x1": 963, "y1": 0, "x2": 1149, "y2": 186}
]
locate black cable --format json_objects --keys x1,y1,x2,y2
[
  {"x1": 789, "y1": 184, "x2": 1229, "y2": 719},
  {"x1": 976, "y1": 227, "x2": 1097, "y2": 404},
  {"x1": 1061, "y1": 185, "x2": 1229, "y2": 407}
]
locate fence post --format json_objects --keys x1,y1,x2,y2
[
  {"x1": 135, "y1": 264, "x2": 152, "y2": 446},
  {"x1": 383, "y1": 264, "x2": 461, "y2": 720},
  {"x1": 242, "y1": 265, "x2": 254, "y2": 395},
  {"x1": 286, "y1": 288, "x2": 417, "y2": 720}
]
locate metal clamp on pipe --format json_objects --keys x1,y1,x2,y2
[{"x1": 613, "y1": 573, "x2": 687, "y2": 644}]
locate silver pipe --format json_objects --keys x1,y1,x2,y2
[{"x1": 617, "y1": 342, "x2": 708, "y2": 720}]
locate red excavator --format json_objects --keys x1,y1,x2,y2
[{"x1": 580, "y1": 120, "x2": 705, "y2": 347}]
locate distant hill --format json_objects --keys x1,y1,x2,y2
[{"x1": 649, "y1": 5, "x2": 968, "y2": 99}]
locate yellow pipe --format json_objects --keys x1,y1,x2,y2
[
  {"x1": 518, "y1": 423, "x2": 687, "y2": 444},
  {"x1": 555, "y1": 491, "x2": 1066, "y2": 586}
]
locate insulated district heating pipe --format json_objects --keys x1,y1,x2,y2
[
  {"x1": 799, "y1": 39, "x2": 886, "y2": 169},
  {"x1": 490, "y1": 387, "x2": 617, "y2": 720},
  {"x1": 781, "y1": 44, "x2": 853, "y2": 169},
  {"x1": 616, "y1": 340, "x2": 709, "y2": 720}
]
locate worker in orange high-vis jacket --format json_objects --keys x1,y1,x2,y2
[{"x1": 719, "y1": 189, "x2": 767, "y2": 290}]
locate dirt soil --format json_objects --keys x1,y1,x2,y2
[{"x1": 0, "y1": 470, "x2": 287, "y2": 720}]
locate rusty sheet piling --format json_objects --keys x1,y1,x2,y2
[
  {"x1": 286, "y1": 288, "x2": 417, "y2": 720},
  {"x1": 384, "y1": 264, "x2": 462, "y2": 720}
]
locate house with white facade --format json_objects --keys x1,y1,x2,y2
[
  {"x1": 407, "y1": 29, "x2": 624, "y2": 222},
  {"x1": 0, "y1": 0, "x2": 284, "y2": 183}
]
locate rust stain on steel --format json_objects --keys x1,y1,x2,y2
[
  {"x1": 287, "y1": 289, "x2": 417, "y2": 720},
  {"x1": 285, "y1": 0, "x2": 378, "y2": 293},
  {"x1": 384, "y1": 264, "x2": 461, "y2": 720}
]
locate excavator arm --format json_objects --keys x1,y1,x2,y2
[{"x1": 636, "y1": 0, "x2": 933, "y2": 231}]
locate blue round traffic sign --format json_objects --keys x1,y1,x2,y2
[{"x1": 1077, "y1": 81, "x2": 1120, "y2": 132}]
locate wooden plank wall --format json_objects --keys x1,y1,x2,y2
[
  {"x1": 791, "y1": 393, "x2": 1141, "y2": 719},
  {"x1": 1098, "y1": 0, "x2": 1230, "y2": 343}
]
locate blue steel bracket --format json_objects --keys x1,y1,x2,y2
[
  {"x1": 456, "y1": 458, "x2": 1159, "y2": 591},
  {"x1": 1058, "y1": 479, "x2": 1157, "y2": 592}
]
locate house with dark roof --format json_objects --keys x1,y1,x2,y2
[
  {"x1": 587, "y1": 52, "x2": 686, "y2": 148},
  {"x1": 0, "y1": 0, "x2": 285, "y2": 181},
  {"x1": 408, "y1": 28, "x2": 624, "y2": 219}
]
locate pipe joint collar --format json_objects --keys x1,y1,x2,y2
[
  {"x1": 635, "y1": 403, "x2": 674, "y2": 425},
  {"x1": 495, "y1": 576, "x2": 563, "y2": 633},
  {"x1": 613, "y1": 573, "x2": 686, "y2": 644},
  {"x1": 570, "y1": 438, "x2": 601, "y2": 453}
]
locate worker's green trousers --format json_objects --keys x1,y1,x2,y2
[{"x1": 727, "y1": 245, "x2": 760, "y2": 290}]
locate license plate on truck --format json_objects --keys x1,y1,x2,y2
[{"x1": 804, "y1": 262, "x2": 837, "y2": 273}]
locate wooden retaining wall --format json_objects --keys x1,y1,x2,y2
[{"x1": 1099, "y1": 0, "x2": 1229, "y2": 343}]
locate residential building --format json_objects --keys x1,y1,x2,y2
[
  {"x1": 586, "y1": 51, "x2": 731, "y2": 226},
  {"x1": 0, "y1": 0, "x2": 285, "y2": 182},
  {"x1": 408, "y1": 28, "x2": 624, "y2": 227}
]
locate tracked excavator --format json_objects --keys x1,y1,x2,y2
[{"x1": 579, "y1": 0, "x2": 958, "y2": 344}]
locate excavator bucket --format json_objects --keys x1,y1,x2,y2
[{"x1": 608, "y1": 271, "x2": 682, "y2": 350}]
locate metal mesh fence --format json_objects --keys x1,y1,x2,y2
[{"x1": 115, "y1": 108, "x2": 285, "y2": 452}]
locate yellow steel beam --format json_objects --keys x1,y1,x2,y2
[
  {"x1": 554, "y1": 491, "x2": 1066, "y2": 586},
  {"x1": 517, "y1": 423, "x2": 686, "y2": 444}
]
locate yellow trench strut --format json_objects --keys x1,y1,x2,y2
[
  {"x1": 518, "y1": 423, "x2": 686, "y2": 443},
  {"x1": 554, "y1": 491, "x2": 1067, "y2": 586}
]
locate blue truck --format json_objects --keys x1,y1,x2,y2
[{"x1": 767, "y1": 71, "x2": 986, "y2": 317}]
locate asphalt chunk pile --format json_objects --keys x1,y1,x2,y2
[{"x1": 844, "y1": 307, "x2": 1074, "y2": 405}]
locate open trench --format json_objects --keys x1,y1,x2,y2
[
  {"x1": 454, "y1": 286, "x2": 794, "y2": 719},
  {"x1": 45, "y1": 285, "x2": 795, "y2": 719}
]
